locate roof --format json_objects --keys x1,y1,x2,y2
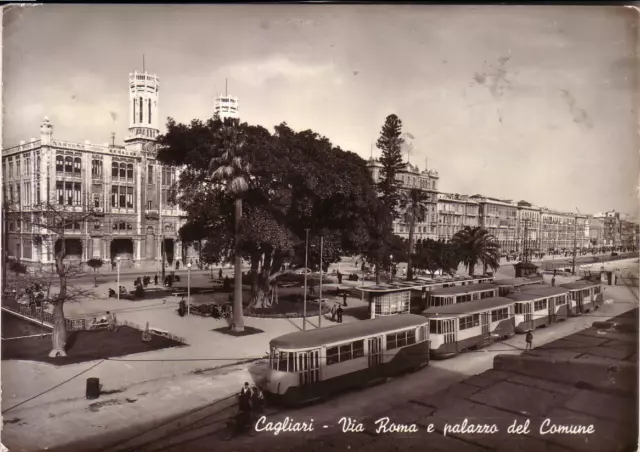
[
  {"x1": 492, "y1": 277, "x2": 543, "y2": 287},
  {"x1": 507, "y1": 287, "x2": 570, "y2": 301},
  {"x1": 422, "y1": 297, "x2": 514, "y2": 317},
  {"x1": 518, "y1": 285, "x2": 571, "y2": 296},
  {"x1": 357, "y1": 275, "x2": 492, "y2": 293},
  {"x1": 429, "y1": 283, "x2": 498, "y2": 296},
  {"x1": 561, "y1": 281, "x2": 602, "y2": 290},
  {"x1": 270, "y1": 314, "x2": 427, "y2": 349}
]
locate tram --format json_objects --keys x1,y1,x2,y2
[
  {"x1": 264, "y1": 314, "x2": 430, "y2": 406},
  {"x1": 560, "y1": 281, "x2": 603, "y2": 314},
  {"x1": 491, "y1": 276, "x2": 544, "y2": 297},
  {"x1": 426, "y1": 283, "x2": 500, "y2": 308},
  {"x1": 508, "y1": 286, "x2": 571, "y2": 333},
  {"x1": 422, "y1": 297, "x2": 516, "y2": 359}
]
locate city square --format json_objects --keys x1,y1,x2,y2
[{"x1": 1, "y1": 4, "x2": 639, "y2": 452}]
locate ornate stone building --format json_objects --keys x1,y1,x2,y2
[
  {"x1": 469, "y1": 195, "x2": 518, "y2": 253},
  {"x1": 539, "y1": 208, "x2": 589, "y2": 253},
  {"x1": 367, "y1": 159, "x2": 440, "y2": 241},
  {"x1": 2, "y1": 70, "x2": 189, "y2": 270},
  {"x1": 437, "y1": 193, "x2": 479, "y2": 242}
]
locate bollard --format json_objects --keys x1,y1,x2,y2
[{"x1": 86, "y1": 377, "x2": 100, "y2": 400}]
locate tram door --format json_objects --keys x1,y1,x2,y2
[
  {"x1": 524, "y1": 302, "x2": 533, "y2": 330},
  {"x1": 299, "y1": 349, "x2": 320, "y2": 385},
  {"x1": 368, "y1": 336, "x2": 383, "y2": 367},
  {"x1": 547, "y1": 297, "x2": 555, "y2": 324},
  {"x1": 442, "y1": 319, "x2": 456, "y2": 345},
  {"x1": 481, "y1": 312, "x2": 489, "y2": 335}
]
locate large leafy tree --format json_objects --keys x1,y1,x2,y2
[
  {"x1": 413, "y1": 239, "x2": 460, "y2": 277},
  {"x1": 402, "y1": 188, "x2": 430, "y2": 280},
  {"x1": 157, "y1": 118, "x2": 377, "y2": 312},
  {"x1": 451, "y1": 226, "x2": 501, "y2": 277}
]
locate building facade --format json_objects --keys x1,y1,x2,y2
[
  {"x1": 367, "y1": 159, "x2": 440, "y2": 242},
  {"x1": 2, "y1": 70, "x2": 189, "y2": 270},
  {"x1": 515, "y1": 201, "x2": 541, "y2": 254},
  {"x1": 469, "y1": 196, "x2": 518, "y2": 253},
  {"x1": 214, "y1": 94, "x2": 239, "y2": 121},
  {"x1": 437, "y1": 193, "x2": 479, "y2": 242}
]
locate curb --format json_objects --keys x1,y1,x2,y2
[{"x1": 493, "y1": 354, "x2": 637, "y2": 393}]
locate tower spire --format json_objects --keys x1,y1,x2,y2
[{"x1": 143, "y1": 54, "x2": 145, "y2": 73}]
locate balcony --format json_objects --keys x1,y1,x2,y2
[
  {"x1": 93, "y1": 207, "x2": 105, "y2": 217},
  {"x1": 145, "y1": 209, "x2": 159, "y2": 220}
]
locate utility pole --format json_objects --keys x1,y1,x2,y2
[
  {"x1": 2, "y1": 203, "x2": 8, "y2": 296},
  {"x1": 571, "y1": 216, "x2": 578, "y2": 275},
  {"x1": 318, "y1": 235, "x2": 323, "y2": 328},
  {"x1": 303, "y1": 228, "x2": 309, "y2": 331}
]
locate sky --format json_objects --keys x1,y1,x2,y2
[{"x1": 2, "y1": 4, "x2": 639, "y2": 218}]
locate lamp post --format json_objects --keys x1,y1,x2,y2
[
  {"x1": 389, "y1": 254, "x2": 393, "y2": 282},
  {"x1": 303, "y1": 229, "x2": 309, "y2": 331},
  {"x1": 116, "y1": 256, "x2": 121, "y2": 301},
  {"x1": 187, "y1": 262, "x2": 192, "y2": 316},
  {"x1": 318, "y1": 235, "x2": 323, "y2": 328}
]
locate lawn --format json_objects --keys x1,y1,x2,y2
[{"x1": 1, "y1": 314, "x2": 184, "y2": 366}]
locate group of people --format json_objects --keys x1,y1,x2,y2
[
  {"x1": 235, "y1": 382, "x2": 265, "y2": 433},
  {"x1": 330, "y1": 303, "x2": 344, "y2": 323}
]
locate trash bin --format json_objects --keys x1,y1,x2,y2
[{"x1": 86, "y1": 377, "x2": 100, "y2": 400}]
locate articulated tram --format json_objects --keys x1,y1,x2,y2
[
  {"x1": 422, "y1": 297, "x2": 516, "y2": 359},
  {"x1": 426, "y1": 283, "x2": 500, "y2": 308},
  {"x1": 507, "y1": 286, "x2": 572, "y2": 333},
  {"x1": 560, "y1": 281, "x2": 603, "y2": 314},
  {"x1": 264, "y1": 314, "x2": 430, "y2": 405}
]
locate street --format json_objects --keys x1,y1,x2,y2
[{"x1": 90, "y1": 279, "x2": 638, "y2": 452}]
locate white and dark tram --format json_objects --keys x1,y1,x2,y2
[
  {"x1": 426, "y1": 283, "x2": 500, "y2": 308},
  {"x1": 507, "y1": 286, "x2": 572, "y2": 333},
  {"x1": 264, "y1": 314, "x2": 430, "y2": 405},
  {"x1": 422, "y1": 297, "x2": 516, "y2": 359},
  {"x1": 560, "y1": 281, "x2": 603, "y2": 314},
  {"x1": 491, "y1": 276, "x2": 544, "y2": 297}
]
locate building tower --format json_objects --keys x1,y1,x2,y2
[
  {"x1": 127, "y1": 68, "x2": 160, "y2": 141},
  {"x1": 213, "y1": 79, "x2": 239, "y2": 121}
]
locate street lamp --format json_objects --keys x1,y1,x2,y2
[
  {"x1": 303, "y1": 229, "x2": 309, "y2": 331},
  {"x1": 389, "y1": 254, "x2": 393, "y2": 281},
  {"x1": 116, "y1": 257, "x2": 121, "y2": 301},
  {"x1": 187, "y1": 262, "x2": 192, "y2": 316}
]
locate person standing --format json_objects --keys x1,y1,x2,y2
[
  {"x1": 337, "y1": 305, "x2": 344, "y2": 323},
  {"x1": 331, "y1": 304, "x2": 338, "y2": 322},
  {"x1": 342, "y1": 291, "x2": 348, "y2": 307},
  {"x1": 219, "y1": 268, "x2": 223, "y2": 280},
  {"x1": 525, "y1": 331, "x2": 533, "y2": 350},
  {"x1": 337, "y1": 270, "x2": 343, "y2": 284},
  {"x1": 551, "y1": 276, "x2": 556, "y2": 287}
]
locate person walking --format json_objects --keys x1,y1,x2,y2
[
  {"x1": 154, "y1": 274, "x2": 158, "y2": 286},
  {"x1": 525, "y1": 331, "x2": 533, "y2": 350},
  {"x1": 219, "y1": 268, "x2": 223, "y2": 280},
  {"x1": 251, "y1": 385, "x2": 265, "y2": 420},
  {"x1": 337, "y1": 270, "x2": 343, "y2": 284},
  {"x1": 551, "y1": 276, "x2": 556, "y2": 287},
  {"x1": 330, "y1": 304, "x2": 338, "y2": 322},
  {"x1": 337, "y1": 305, "x2": 344, "y2": 323},
  {"x1": 342, "y1": 291, "x2": 348, "y2": 307}
]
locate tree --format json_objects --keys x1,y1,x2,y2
[
  {"x1": 8, "y1": 259, "x2": 28, "y2": 275},
  {"x1": 87, "y1": 258, "x2": 103, "y2": 287},
  {"x1": 401, "y1": 188, "x2": 430, "y2": 280},
  {"x1": 157, "y1": 118, "x2": 377, "y2": 312},
  {"x1": 413, "y1": 239, "x2": 460, "y2": 278},
  {"x1": 451, "y1": 226, "x2": 501, "y2": 277},
  {"x1": 9, "y1": 197, "x2": 96, "y2": 357}
]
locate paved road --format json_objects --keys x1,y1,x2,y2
[{"x1": 88, "y1": 280, "x2": 639, "y2": 452}]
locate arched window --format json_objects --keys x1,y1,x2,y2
[
  {"x1": 74, "y1": 157, "x2": 82, "y2": 174},
  {"x1": 139, "y1": 97, "x2": 143, "y2": 123},
  {"x1": 127, "y1": 164, "x2": 133, "y2": 180},
  {"x1": 64, "y1": 156, "x2": 73, "y2": 173},
  {"x1": 56, "y1": 155, "x2": 64, "y2": 172},
  {"x1": 112, "y1": 162, "x2": 118, "y2": 177},
  {"x1": 119, "y1": 222, "x2": 126, "y2": 230},
  {"x1": 148, "y1": 99, "x2": 152, "y2": 124},
  {"x1": 119, "y1": 163, "x2": 126, "y2": 178}
]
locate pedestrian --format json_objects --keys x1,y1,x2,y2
[
  {"x1": 154, "y1": 274, "x2": 158, "y2": 285},
  {"x1": 337, "y1": 270, "x2": 343, "y2": 284},
  {"x1": 337, "y1": 305, "x2": 344, "y2": 323},
  {"x1": 525, "y1": 331, "x2": 533, "y2": 350},
  {"x1": 251, "y1": 385, "x2": 265, "y2": 419},
  {"x1": 342, "y1": 291, "x2": 348, "y2": 307},
  {"x1": 219, "y1": 268, "x2": 223, "y2": 280},
  {"x1": 331, "y1": 304, "x2": 337, "y2": 322},
  {"x1": 551, "y1": 276, "x2": 556, "y2": 287},
  {"x1": 309, "y1": 284, "x2": 315, "y2": 295},
  {"x1": 176, "y1": 261, "x2": 180, "y2": 271}
]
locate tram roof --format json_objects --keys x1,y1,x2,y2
[
  {"x1": 507, "y1": 287, "x2": 570, "y2": 301},
  {"x1": 356, "y1": 275, "x2": 494, "y2": 293},
  {"x1": 422, "y1": 297, "x2": 514, "y2": 317},
  {"x1": 492, "y1": 277, "x2": 544, "y2": 287},
  {"x1": 270, "y1": 314, "x2": 428, "y2": 349},
  {"x1": 429, "y1": 283, "x2": 498, "y2": 296},
  {"x1": 519, "y1": 285, "x2": 570, "y2": 296},
  {"x1": 561, "y1": 281, "x2": 601, "y2": 290}
]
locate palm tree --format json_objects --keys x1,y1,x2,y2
[
  {"x1": 451, "y1": 226, "x2": 501, "y2": 277},
  {"x1": 209, "y1": 119, "x2": 251, "y2": 333},
  {"x1": 401, "y1": 188, "x2": 430, "y2": 281}
]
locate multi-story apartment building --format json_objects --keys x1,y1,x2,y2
[
  {"x1": 515, "y1": 201, "x2": 541, "y2": 254},
  {"x1": 587, "y1": 215, "x2": 605, "y2": 247},
  {"x1": 2, "y1": 70, "x2": 189, "y2": 270},
  {"x1": 620, "y1": 220, "x2": 638, "y2": 249},
  {"x1": 539, "y1": 208, "x2": 589, "y2": 252},
  {"x1": 469, "y1": 195, "x2": 518, "y2": 253},
  {"x1": 437, "y1": 193, "x2": 479, "y2": 242},
  {"x1": 367, "y1": 159, "x2": 439, "y2": 241},
  {"x1": 596, "y1": 210, "x2": 622, "y2": 247}
]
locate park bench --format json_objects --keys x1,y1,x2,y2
[{"x1": 149, "y1": 327, "x2": 171, "y2": 338}]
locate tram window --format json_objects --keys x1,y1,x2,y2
[
  {"x1": 514, "y1": 303, "x2": 523, "y2": 315},
  {"x1": 326, "y1": 347, "x2": 339, "y2": 366},
  {"x1": 288, "y1": 353, "x2": 295, "y2": 372},
  {"x1": 278, "y1": 352, "x2": 288, "y2": 372},
  {"x1": 353, "y1": 340, "x2": 365, "y2": 359},
  {"x1": 491, "y1": 308, "x2": 509, "y2": 322},
  {"x1": 594, "y1": 286, "x2": 600, "y2": 294},
  {"x1": 457, "y1": 294, "x2": 471, "y2": 303},
  {"x1": 480, "y1": 291, "x2": 493, "y2": 299},
  {"x1": 430, "y1": 320, "x2": 440, "y2": 334},
  {"x1": 534, "y1": 299, "x2": 547, "y2": 311},
  {"x1": 459, "y1": 314, "x2": 480, "y2": 330},
  {"x1": 386, "y1": 333, "x2": 397, "y2": 350},
  {"x1": 339, "y1": 344, "x2": 352, "y2": 361},
  {"x1": 407, "y1": 329, "x2": 416, "y2": 345}
]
